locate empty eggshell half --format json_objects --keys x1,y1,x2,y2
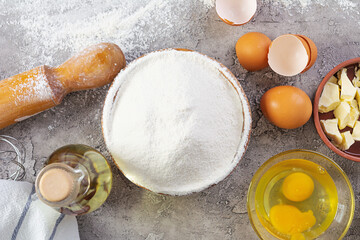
[
  {"x1": 216, "y1": 0, "x2": 257, "y2": 26},
  {"x1": 297, "y1": 35, "x2": 318, "y2": 73},
  {"x1": 268, "y1": 34, "x2": 309, "y2": 77},
  {"x1": 295, "y1": 35, "x2": 311, "y2": 66}
]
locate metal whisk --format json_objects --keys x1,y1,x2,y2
[{"x1": 0, "y1": 135, "x2": 25, "y2": 181}]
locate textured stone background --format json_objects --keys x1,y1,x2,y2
[{"x1": 0, "y1": 0, "x2": 359, "y2": 239}]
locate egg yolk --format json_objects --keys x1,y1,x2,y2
[
  {"x1": 291, "y1": 233, "x2": 306, "y2": 240},
  {"x1": 270, "y1": 205, "x2": 316, "y2": 236},
  {"x1": 282, "y1": 172, "x2": 314, "y2": 202}
]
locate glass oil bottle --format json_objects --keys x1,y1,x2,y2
[{"x1": 35, "y1": 144, "x2": 112, "y2": 216}]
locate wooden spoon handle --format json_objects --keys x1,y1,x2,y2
[{"x1": 0, "y1": 43, "x2": 126, "y2": 130}]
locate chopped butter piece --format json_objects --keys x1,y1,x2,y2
[
  {"x1": 339, "y1": 69, "x2": 356, "y2": 101},
  {"x1": 318, "y1": 82, "x2": 340, "y2": 113},
  {"x1": 352, "y1": 78, "x2": 359, "y2": 88},
  {"x1": 337, "y1": 69, "x2": 341, "y2": 80},
  {"x1": 320, "y1": 119, "x2": 342, "y2": 144},
  {"x1": 352, "y1": 69, "x2": 360, "y2": 87},
  {"x1": 347, "y1": 108, "x2": 359, "y2": 128},
  {"x1": 334, "y1": 101, "x2": 351, "y2": 130},
  {"x1": 328, "y1": 75, "x2": 338, "y2": 84},
  {"x1": 339, "y1": 131, "x2": 355, "y2": 150},
  {"x1": 350, "y1": 99, "x2": 358, "y2": 109},
  {"x1": 347, "y1": 100, "x2": 360, "y2": 128},
  {"x1": 352, "y1": 121, "x2": 360, "y2": 141}
]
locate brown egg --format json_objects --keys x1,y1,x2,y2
[
  {"x1": 260, "y1": 86, "x2": 312, "y2": 129},
  {"x1": 235, "y1": 32, "x2": 271, "y2": 71}
]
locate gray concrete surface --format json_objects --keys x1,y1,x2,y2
[{"x1": 0, "y1": 0, "x2": 359, "y2": 239}]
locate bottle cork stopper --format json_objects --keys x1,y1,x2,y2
[{"x1": 39, "y1": 168, "x2": 74, "y2": 202}]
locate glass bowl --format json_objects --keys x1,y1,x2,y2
[{"x1": 247, "y1": 149, "x2": 354, "y2": 240}]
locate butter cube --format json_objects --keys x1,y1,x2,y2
[
  {"x1": 352, "y1": 70, "x2": 360, "y2": 87},
  {"x1": 337, "y1": 69, "x2": 341, "y2": 80},
  {"x1": 320, "y1": 119, "x2": 342, "y2": 144},
  {"x1": 339, "y1": 131, "x2": 355, "y2": 150},
  {"x1": 352, "y1": 78, "x2": 359, "y2": 88},
  {"x1": 347, "y1": 100, "x2": 360, "y2": 128},
  {"x1": 352, "y1": 121, "x2": 360, "y2": 141},
  {"x1": 339, "y1": 69, "x2": 356, "y2": 101},
  {"x1": 334, "y1": 101, "x2": 351, "y2": 130},
  {"x1": 350, "y1": 99, "x2": 358, "y2": 109},
  {"x1": 318, "y1": 82, "x2": 340, "y2": 113},
  {"x1": 347, "y1": 108, "x2": 359, "y2": 128},
  {"x1": 328, "y1": 75, "x2": 338, "y2": 84}
]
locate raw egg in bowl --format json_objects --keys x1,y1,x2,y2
[{"x1": 247, "y1": 149, "x2": 354, "y2": 240}]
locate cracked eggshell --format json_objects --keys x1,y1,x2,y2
[
  {"x1": 297, "y1": 35, "x2": 318, "y2": 73},
  {"x1": 268, "y1": 34, "x2": 309, "y2": 77},
  {"x1": 216, "y1": 0, "x2": 257, "y2": 26}
]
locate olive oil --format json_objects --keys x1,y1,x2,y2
[{"x1": 36, "y1": 144, "x2": 112, "y2": 216}]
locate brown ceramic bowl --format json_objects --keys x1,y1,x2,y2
[
  {"x1": 314, "y1": 57, "x2": 360, "y2": 162},
  {"x1": 102, "y1": 48, "x2": 252, "y2": 195}
]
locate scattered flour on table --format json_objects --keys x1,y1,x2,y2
[
  {"x1": 0, "y1": 0, "x2": 358, "y2": 70},
  {"x1": 1, "y1": 0, "x2": 210, "y2": 68},
  {"x1": 271, "y1": 0, "x2": 358, "y2": 14},
  {"x1": 199, "y1": 0, "x2": 215, "y2": 8},
  {"x1": 198, "y1": 0, "x2": 358, "y2": 14}
]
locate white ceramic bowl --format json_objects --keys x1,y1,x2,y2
[{"x1": 102, "y1": 49, "x2": 252, "y2": 195}]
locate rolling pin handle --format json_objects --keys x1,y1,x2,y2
[
  {"x1": 0, "y1": 43, "x2": 126, "y2": 130},
  {"x1": 53, "y1": 43, "x2": 126, "y2": 94}
]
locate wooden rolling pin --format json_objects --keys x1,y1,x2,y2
[{"x1": 0, "y1": 43, "x2": 126, "y2": 130}]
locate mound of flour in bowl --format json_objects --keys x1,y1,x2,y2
[{"x1": 103, "y1": 50, "x2": 246, "y2": 195}]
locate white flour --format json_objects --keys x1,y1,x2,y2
[
  {"x1": 199, "y1": 0, "x2": 215, "y2": 8},
  {"x1": 269, "y1": 0, "x2": 358, "y2": 14},
  {"x1": 261, "y1": 0, "x2": 352, "y2": 8},
  {"x1": 199, "y1": 0, "x2": 357, "y2": 12},
  {"x1": 2, "y1": 0, "x2": 207, "y2": 68},
  {"x1": 9, "y1": 67, "x2": 53, "y2": 105},
  {"x1": 1, "y1": 0, "x2": 357, "y2": 71},
  {"x1": 103, "y1": 50, "x2": 251, "y2": 195}
]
